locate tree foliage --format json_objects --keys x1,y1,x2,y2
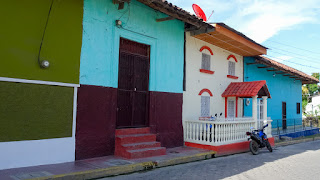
[
  {"x1": 302, "y1": 73, "x2": 320, "y2": 103},
  {"x1": 306, "y1": 73, "x2": 320, "y2": 96}
]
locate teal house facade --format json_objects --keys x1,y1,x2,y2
[
  {"x1": 243, "y1": 56, "x2": 318, "y2": 131},
  {"x1": 76, "y1": 0, "x2": 208, "y2": 160}
]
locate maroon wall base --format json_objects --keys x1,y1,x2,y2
[
  {"x1": 149, "y1": 91, "x2": 184, "y2": 148},
  {"x1": 76, "y1": 87, "x2": 183, "y2": 160},
  {"x1": 76, "y1": 85, "x2": 117, "y2": 160}
]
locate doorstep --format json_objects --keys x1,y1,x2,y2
[{"x1": 0, "y1": 147, "x2": 215, "y2": 180}]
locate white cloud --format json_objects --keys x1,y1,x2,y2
[
  {"x1": 169, "y1": 0, "x2": 320, "y2": 43},
  {"x1": 272, "y1": 55, "x2": 293, "y2": 63},
  {"x1": 224, "y1": 0, "x2": 320, "y2": 43}
]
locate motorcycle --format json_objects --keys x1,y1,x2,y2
[{"x1": 246, "y1": 123, "x2": 273, "y2": 155}]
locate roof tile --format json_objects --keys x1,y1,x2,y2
[{"x1": 222, "y1": 81, "x2": 268, "y2": 97}]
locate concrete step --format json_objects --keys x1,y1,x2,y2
[
  {"x1": 115, "y1": 134, "x2": 156, "y2": 144},
  {"x1": 121, "y1": 141, "x2": 161, "y2": 151},
  {"x1": 125, "y1": 147, "x2": 166, "y2": 159},
  {"x1": 115, "y1": 128, "x2": 150, "y2": 136}
]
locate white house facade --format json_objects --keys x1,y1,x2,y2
[
  {"x1": 183, "y1": 23, "x2": 272, "y2": 155},
  {"x1": 183, "y1": 31, "x2": 244, "y2": 121}
]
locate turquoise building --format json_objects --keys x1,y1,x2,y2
[
  {"x1": 243, "y1": 56, "x2": 318, "y2": 131},
  {"x1": 76, "y1": 0, "x2": 209, "y2": 160}
]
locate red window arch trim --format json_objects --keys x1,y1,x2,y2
[
  {"x1": 198, "y1": 88, "x2": 213, "y2": 96},
  {"x1": 227, "y1": 54, "x2": 238, "y2": 62},
  {"x1": 200, "y1": 46, "x2": 213, "y2": 55}
]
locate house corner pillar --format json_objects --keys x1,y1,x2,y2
[
  {"x1": 252, "y1": 95, "x2": 258, "y2": 129},
  {"x1": 262, "y1": 96, "x2": 268, "y2": 121}
]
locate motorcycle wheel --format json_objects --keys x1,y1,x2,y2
[
  {"x1": 266, "y1": 140, "x2": 273, "y2": 152},
  {"x1": 249, "y1": 140, "x2": 260, "y2": 155}
]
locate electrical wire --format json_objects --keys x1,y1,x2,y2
[
  {"x1": 265, "y1": 55, "x2": 320, "y2": 70},
  {"x1": 268, "y1": 49, "x2": 320, "y2": 64},
  {"x1": 118, "y1": 2, "x2": 130, "y2": 21},
  {"x1": 268, "y1": 46, "x2": 320, "y2": 63},
  {"x1": 38, "y1": 0, "x2": 54, "y2": 66},
  {"x1": 265, "y1": 40, "x2": 320, "y2": 55}
]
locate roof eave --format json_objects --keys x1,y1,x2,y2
[
  {"x1": 137, "y1": 0, "x2": 209, "y2": 28},
  {"x1": 254, "y1": 56, "x2": 319, "y2": 84},
  {"x1": 189, "y1": 24, "x2": 267, "y2": 56}
]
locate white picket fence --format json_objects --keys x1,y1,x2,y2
[{"x1": 183, "y1": 119, "x2": 272, "y2": 146}]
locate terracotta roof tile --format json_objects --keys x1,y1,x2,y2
[
  {"x1": 255, "y1": 56, "x2": 319, "y2": 84},
  {"x1": 222, "y1": 81, "x2": 270, "y2": 98}
]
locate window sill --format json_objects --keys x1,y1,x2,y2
[
  {"x1": 227, "y1": 75, "x2": 238, "y2": 79},
  {"x1": 200, "y1": 69, "x2": 215, "y2": 74}
]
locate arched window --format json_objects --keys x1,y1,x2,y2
[
  {"x1": 199, "y1": 89, "x2": 213, "y2": 117},
  {"x1": 199, "y1": 46, "x2": 214, "y2": 74},
  {"x1": 227, "y1": 54, "x2": 238, "y2": 79}
]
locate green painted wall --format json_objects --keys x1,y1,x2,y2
[
  {"x1": 0, "y1": 0, "x2": 83, "y2": 84},
  {"x1": 0, "y1": 81, "x2": 74, "y2": 142}
]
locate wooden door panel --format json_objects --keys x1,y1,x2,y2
[
  {"x1": 118, "y1": 52, "x2": 134, "y2": 91},
  {"x1": 132, "y1": 92, "x2": 148, "y2": 126},
  {"x1": 117, "y1": 90, "x2": 132, "y2": 127},
  {"x1": 134, "y1": 55, "x2": 149, "y2": 92}
]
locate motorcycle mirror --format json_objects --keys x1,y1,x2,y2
[{"x1": 263, "y1": 120, "x2": 267, "y2": 125}]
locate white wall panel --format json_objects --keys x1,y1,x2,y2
[
  {"x1": 0, "y1": 137, "x2": 75, "y2": 170},
  {"x1": 183, "y1": 32, "x2": 244, "y2": 121}
]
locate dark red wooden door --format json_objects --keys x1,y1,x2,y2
[
  {"x1": 282, "y1": 102, "x2": 287, "y2": 130},
  {"x1": 117, "y1": 38, "x2": 150, "y2": 128}
]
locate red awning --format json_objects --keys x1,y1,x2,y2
[{"x1": 222, "y1": 80, "x2": 271, "y2": 98}]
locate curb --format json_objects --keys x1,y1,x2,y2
[
  {"x1": 155, "y1": 151, "x2": 215, "y2": 168},
  {"x1": 275, "y1": 136, "x2": 320, "y2": 147},
  {"x1": 32, "y1": 151, "x2": 216, "y2": 180}
]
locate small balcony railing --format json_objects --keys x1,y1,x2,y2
[{"x1": 184, "y1": 118, "x2": 272, "y2": 146}]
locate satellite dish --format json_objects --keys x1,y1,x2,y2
[{"x1": 192, "y1": 4, "x2": 207, "y2": 22}]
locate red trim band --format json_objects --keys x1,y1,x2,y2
[
  {"x1": 227, "y1": 75, "x2": 239, "y2": 79},
  {"x1": 200, "y1": 46, "x2": 213, "y2": 55},
  {"x1": 236, "y1": 97, "x2": 238, "y2": 118},
  {"x1": 199, "y1": 88, "x2": 213, "y2": 96},
  {"x1": 200, "y1": 69, "x2": 215, "y2": 74},
  {"x1": 227, "y1": 54, "x2": 238, "y2": 62},
  {"x1": 225, "y1": 98, "x2": 227, "y2": 118}
]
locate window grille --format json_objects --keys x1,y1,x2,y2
[
  {"x1": 201, "y1": 53, "x2": 211, "y2": 70},
  {"x1": 228, "y1": 61, "x2": 235, "y2": 76},
  {"x1": 201, "y1": 96, "x2": 210, "y2": 117},
  {"x1": 227, "y1": 100, "x2": 235, "y2": 118},
  {"x1": 258, "y1": 99, "x2": 263, "y2": 119}
]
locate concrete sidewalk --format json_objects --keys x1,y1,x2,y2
[{"x1": 0, "y1": 147, "x2": 215, "y2": 180}]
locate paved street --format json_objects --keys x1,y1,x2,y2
[{"x1": 101, "y1": 140, "x2": 320, "y2": 180}]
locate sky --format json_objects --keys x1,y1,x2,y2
[{"x1": 170, "y1": 0, "x2": 320, "y2": 75}]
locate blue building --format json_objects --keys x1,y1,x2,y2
[
  {"x1": 76, "y1": 0, "x2": 210, "y2": 160},
  {"x1": 244, "y1": 56, "x2": 318, "y2": 134}
]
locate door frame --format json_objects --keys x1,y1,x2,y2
[{"x1": 116, "y1": 38, "x2": 151, "y2": 128}]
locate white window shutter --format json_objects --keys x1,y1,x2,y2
[
  {"x1": 227, "y1": 100, "x2": 235, "y2": 118},
  {"x1": 258, "y1": 99, "x2": 263, "y2": 120},
  {"x1": 228, "y1": 61, "x2": 235, "y2": 76},
  {"x1": 201, "y1": 53, "x2": 211, "y2": 70},
  {"x1": 201, "y1": 96, "x2": 210, "y2": 117}
]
